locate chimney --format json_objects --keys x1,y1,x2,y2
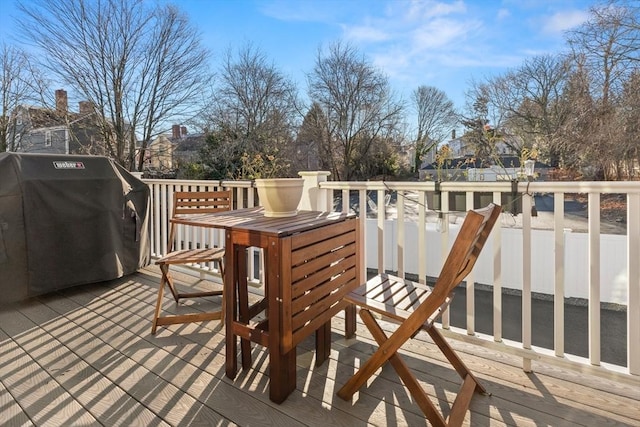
[
  {"x1": 180, "y1": 126, "x2": 187, "y2": 137},
  {"x1": 55, "y1": 89, "x2": 68, "y2": 114},
  {"x1": 172, "y1": 124, "x2": 181, "y2": 139},
  {"x1": 79, "y1": 101, "x2": 94, "y2": 115}
]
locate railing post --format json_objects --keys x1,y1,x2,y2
[
  {"x1": 298, "y1": 171, "x2": 331, "y2": 211},
  {"x1": 492, "y1": 190, "x2": 503, "y2": 343},
  {"x1": 466, "y1": 191, "x2": 476, "y2": 335},
  {"x1": 522, "y1": 190, "x2": 532, "y2": 372},
  {"x1": 377, "y1": 188, "x2": 385, "y2": 274},
  {"x1": 554, "y1": 192, "x2": 566, "y2": 358},
  {"x1": 628, "y1": 193, "x2": 639, "y2": 375},
  {"x1": 441, "y1": 188, "x2": 450, "y2": 329},
  {"x1": 588, "y1": 192, "x2": 601, "y2": 367}
]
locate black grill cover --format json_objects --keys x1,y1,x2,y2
[{"x1": 0, "y1": 153, "x2": 151, "y2": 303}]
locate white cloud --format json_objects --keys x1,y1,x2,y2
[
  {"x1": 497, "y1": 8, "x2": 511, "y2": 20},
  {"x1": 410, "y1": 18, "x2": 480, "y2": 50},
  {"x1": 370, "y1": 49, "x2": 411, "y2": 77},
  {"x1": 541, "y1": 10, "x2": 589, "y2": 34},
  {"x1": 403, "y1": 0, "x2": 467, "y2": 21},
  {"x1": 343, "y1": 25, "x2": 390, "y2": 42},
  {"x1": 260, "y1": 0, "x2": 361, "y2": 23},
  {"x1": 340, "y1": 0, "x2": 504, "y2": 88}
]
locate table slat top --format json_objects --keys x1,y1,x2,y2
[{"x1": 171, "y1": 207, "x2": 355, "y2": 237}]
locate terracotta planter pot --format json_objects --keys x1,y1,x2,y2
[{"x1": 255, "y1": 178, "x2": 304, "y2": 217}]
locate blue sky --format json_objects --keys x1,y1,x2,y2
[{"x1": 0, "y1": 0, "x2": 594, "y2": 110}]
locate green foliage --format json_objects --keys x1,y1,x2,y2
[
  {"x1": 197, "y1": 130, "x2": 243, "y2": 179},
  {"x1": 352, "y1": 135, "x2": 401, "y2": 179},
  {"x1": 177, "y1": 162, "x2": 207, "y2": 180},
  {"x1": 238, "y1": 148, "x2": 291, "y2": 179}
]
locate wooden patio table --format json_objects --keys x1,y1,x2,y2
[{"x1": 170, "y1": 207, "x2": 361, "y2": 403}]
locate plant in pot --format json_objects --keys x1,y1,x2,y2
[{"x1": 240, "y1": 151, "x2": 304, "y2": 217}]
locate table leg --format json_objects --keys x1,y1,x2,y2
[
  {"x1": 237, "y1": 246, "x2": 252, "y2": 369},
  {"x1": 225, "y1": 236, "x2": 238, "y2": 379},
  {"x1": 266, "y1": 240, "x2": 296, "y2": 403},
  {"x1": 269, "y1": 347, "x2": 296, "y2": 403},
  {"x1": 269, "y1": 336, "x2": 296, "y2": 403},
  {"x1": 315, "y1": 320, "x2": 331, "y2": 366},
  {"x1": 345, "y1": 303, "x2": 357, "y2": 339}
]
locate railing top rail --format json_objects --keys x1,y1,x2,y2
[
  {"x1": 319, "y1": 180, "x2": 640, "y2": 193},
  {"x1": 142, "y1": 178, "x2": 254, "y2": 189}
]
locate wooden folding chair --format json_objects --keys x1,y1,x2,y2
[
  {"x1": 151, "y1": 190, "x2": 232, "y2": 334},
  {"x1": 337, "y1": 203, "x2": 501, "y2": 426}
]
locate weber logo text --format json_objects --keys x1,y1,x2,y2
[{"x1": 53, "y1": 161, "x2": 85, "y2": 169}]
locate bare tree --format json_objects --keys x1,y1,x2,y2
[
  {"x1": 564, "y1": 0, "x2": 640, "y2": 178},
  {"x1": 17, "y1": 0, "x2": 211, "y2": 170},
  {"x1": 0, "y1": 44, "x2": 48, "y2": 152},
  {"x1": 307, "y1": 41, "x2": 404, "y2": 180},
  {"x1": 202, "y1": 44, "x2": 300, "y2": 178},
  {"x1": 294, "y1": 102, "x2": 328, "y2": 172},
  {"x1": 461, "y1": 82, "x2": 508, "y2": 163},
  {"x1": 553, "y1": 58, "x2": 597, "y2": 172},
  {"x1": 618, "y1": 70, "x2": 640, "y2": 178},
  {"x1": 411, "y1": 85, "x2": 458, "y2": 173},
  {"x1": 462, "y1": 54, "x2": 576, "y2": 169},
  {"x1": 503, "y1": 55, "x2": 572, "y2": 166},
  {"x1": 567, "y1": 0, "x2": 639, "y2": 107}
]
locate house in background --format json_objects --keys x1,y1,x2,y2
[
  {"x1": 145, "y1": 125, "x2": 206, "y2": 177},
  {"x1": 145, "y1": 134, "x2": 173, "y2": 171},
  {"x1": 420, "y1": 154, "x2": 551, "y2": 181},
  {"x1": 10, "y1": 89, "x2": 108, "y2": 156},
  {"x1": 447, "y1": 133, "x2": 518, "y2": 159},
  {"x1": 465, "y1": 156, "x2": 552, "y2": 181},
  {"x1": 419, "y1": 128, "x2": 554, "y2": 181}
]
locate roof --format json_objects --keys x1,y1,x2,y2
[
  {"x1": 25, "y1": 106, "x2": 96, "y2": 129},
  {"x1": 172, "y1": 134, "x2": 206, "y2": 152}
]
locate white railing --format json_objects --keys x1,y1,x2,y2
[{"x1": 144, "y1": 175, "x2": 640, "y2": 383}]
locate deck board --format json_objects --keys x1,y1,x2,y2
[{"x1": 1, "y1": 266, "x2": 638, "y2": 426}]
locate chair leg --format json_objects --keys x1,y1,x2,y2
[
  {"x1": 448, "y1": 374, "x2": 478, "y2": 427},
  {"x1": 160, "y1": 264, "x2": 181, "y2": 303},
  {"x1": 151, "y1": 271, "x2": 168, "y2": 335},
  {"x1": 337, "y1": 307, "x2": 418, "y2": 401},
  {"x1": 218, "y1": 259, "x2": 225, "y2": 327},
  {"x1": 152, "y1": 261, "x2": 225, "y2": 335},
  {"x1": 358, "y1": 309, "x2": 448, "y2": 426},
  {"x1": 426, "y1": 326, "x2": 489, "y2": 395}
]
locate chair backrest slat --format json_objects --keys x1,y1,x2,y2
[
  {"x1": 432, "y1": 203, "x2": 500, "y2": 300},
  {"x1": 173, "y1": 190, "x2": 232, "y2": 216},
  {"x1": 397, "y1": 204, "x2": 500, "y2": 337},
  {"x1": 168, "y1": 190, "x2": 232, "y2": 251}
]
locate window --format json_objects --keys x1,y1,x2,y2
[{"x1": 45, "y1": 131, "x2": 52, "y2": 147}]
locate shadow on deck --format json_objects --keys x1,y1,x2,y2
[{"x1": 1, "y1": 267, "x2": 638, "y2": 426}]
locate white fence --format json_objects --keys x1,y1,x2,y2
[{"x1": 366, "y1": 220, "x2": 629, "y2": 305}]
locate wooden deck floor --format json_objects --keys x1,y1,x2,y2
[{"x1": 1, "y1": 267, "x2": 639, "y2": 426}]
